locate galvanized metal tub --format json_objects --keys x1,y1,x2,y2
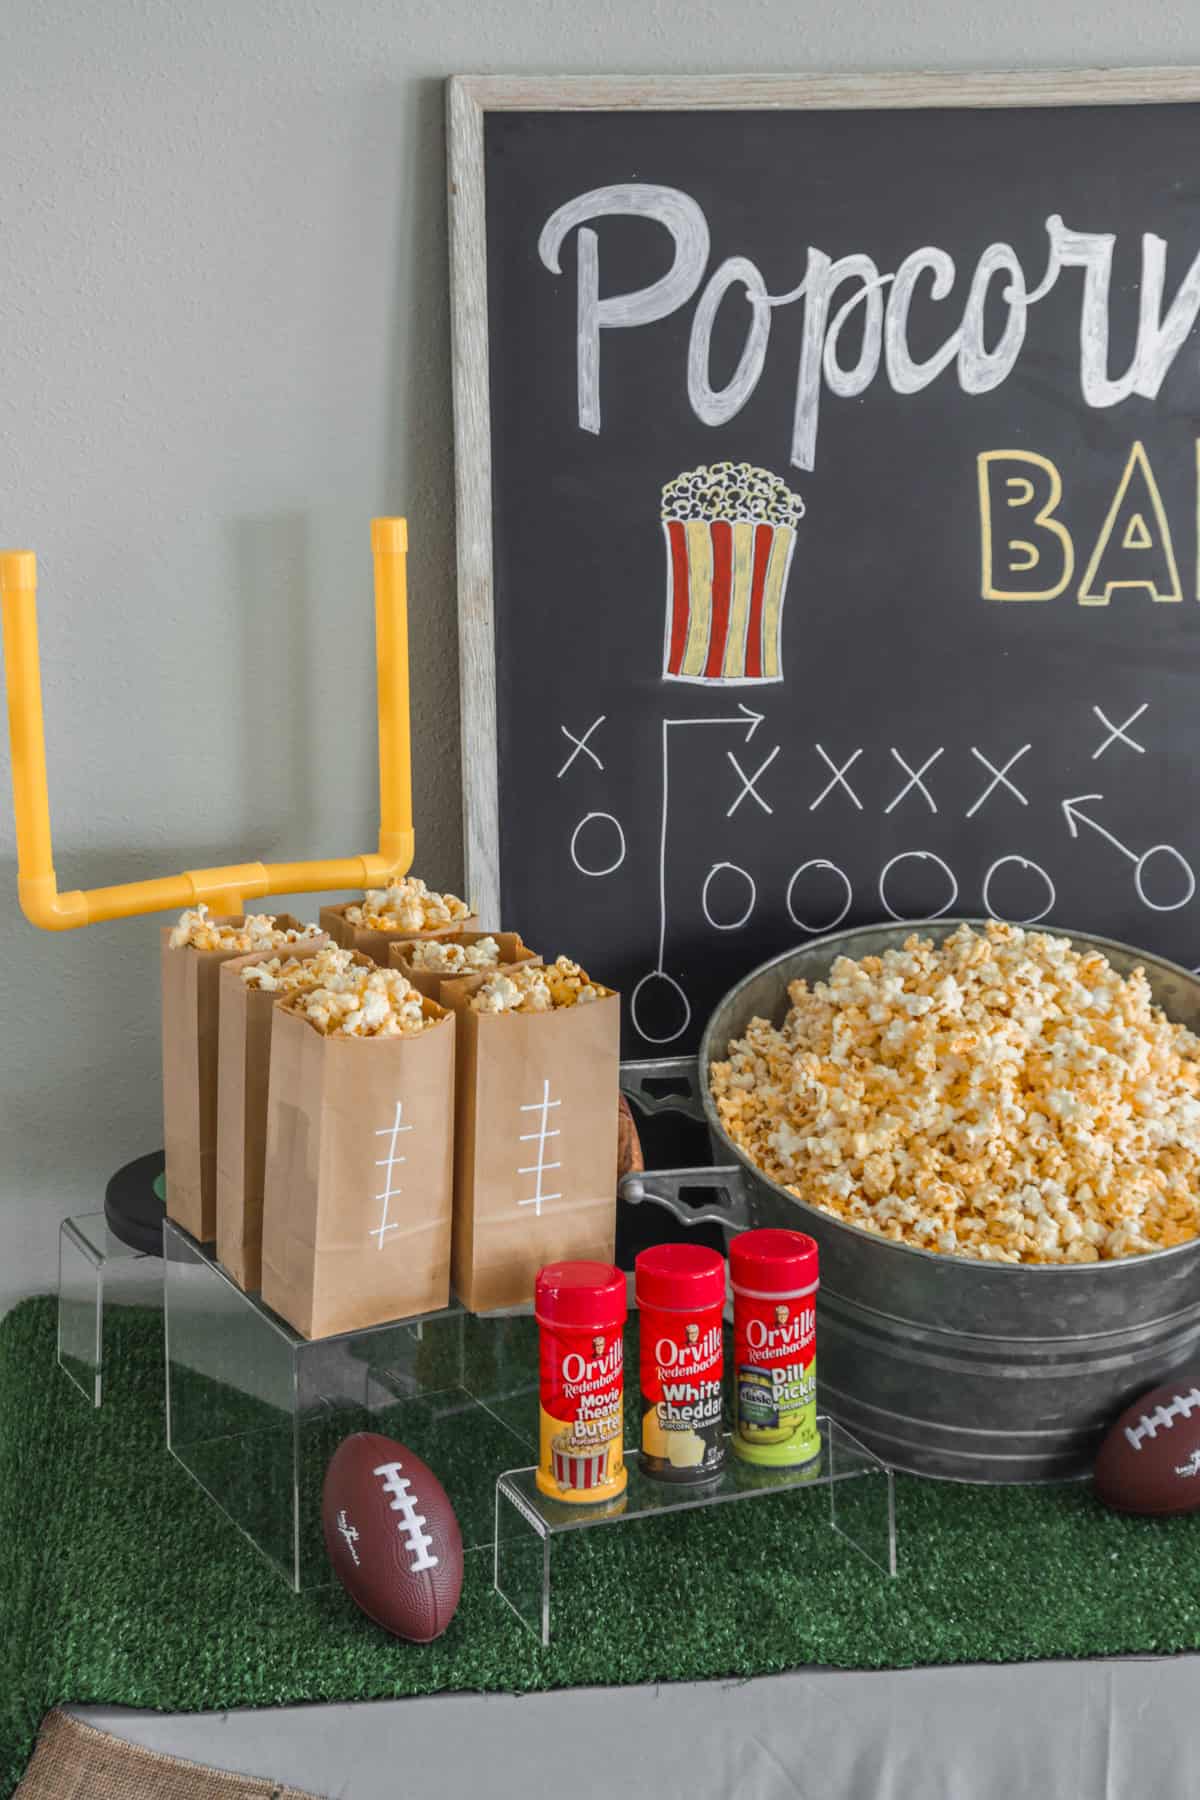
[{"x1": 620, "y1": 920, "x2": 1200, "y2": 1483}]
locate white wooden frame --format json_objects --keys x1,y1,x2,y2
[{"x1": 446, "y1": 67, "x2": 1200, "y2": 926}]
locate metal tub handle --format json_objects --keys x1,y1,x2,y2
[
  {"x1": 619, "y1": 1165, "x2": 752, "y2": 1234},
  {"x1": 620, "y1": 1055, "x2": 706, "y2": 1123}
]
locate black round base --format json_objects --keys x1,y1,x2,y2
[{"x1": 104, "y1": 1150, "x2": 167, "y2": 1256}]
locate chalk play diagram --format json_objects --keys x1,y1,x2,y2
[
  {"x1": 552, "y1": 468, "x2": 1198, "y2": 1047},
  {"x1": 559, "y1": 694, "x2": 1197, "y2": 1047}
]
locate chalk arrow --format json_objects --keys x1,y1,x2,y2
[
  {"x1": 1061, "y1": 794, "x2": 1137, "y2": 863},
  {"x1": 634, "y1": 702, "x2": 772, "y2": 1047},
  {"x1": 1062, "y1": 795, "x2": 1195, "y2": 911}
]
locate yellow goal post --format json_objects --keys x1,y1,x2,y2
[{"x1": 0, "y1": 518, "x2": 414, "y2": 929}]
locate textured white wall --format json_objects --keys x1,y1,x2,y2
[{"x1": 2, "y1": 0, "x2": 1199, "y2": 1311}]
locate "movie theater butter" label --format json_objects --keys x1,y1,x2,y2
[{"x1": 537, "y1": 1322, "x2": 626, "y2": 1504}]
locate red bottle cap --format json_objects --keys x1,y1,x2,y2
[
  {"x1": 535, "y1": 1260, "x2": 626, "y2": 1331},
  {"x1": 729, "y1": 1228, "x2": 819, "y2": 1296},
  {"x1": 635, "y1": 1242, "x2": 726, "y2": 1312}
]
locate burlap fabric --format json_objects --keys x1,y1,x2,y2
[{"x1": 16, "y1": 1711, "x2": 322, "y2": 1800}]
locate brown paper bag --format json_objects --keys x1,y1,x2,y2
[
  {"x1": 388, "y1": 931, "x2": 540, "y2": 1004},
  {"x1": 260, "y1": 998, "x2": 456, "y2": 1339},
  {"x1": 161, "y1": 914, "x2": 309, "y2": 1244},
  {"x1": 450, "y1": 993, "x2": 620, "y2": 1313},
  {"x1": 214, "y1": 936, "x2": 352, "y2": 1291},
  {"x1": 320, "y1": 901, "x2": 481, "y2": 967}
]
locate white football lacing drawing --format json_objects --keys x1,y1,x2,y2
[
  {"x1": 1176, "y1": 1449, "x2": 1200, "y2": 1479},
  {"x1": 373, "y1": 1461, "x2": 439, "y2": 1572},
  {"x1": 517, "y1": 1078, "x2": 562, "y2": 1216},
  {"x1": 1123, "y1": 1388, "x2": 1200, "y2": 1451},
  {"x1": 371, "y1": 1102, "x2": 413, "y2": 1249}
]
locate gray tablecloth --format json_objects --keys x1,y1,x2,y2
[{"x1": 75, "y1": 1657, "x2": 1200, "y2": 1799}]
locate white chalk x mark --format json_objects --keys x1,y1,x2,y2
[
  {"x1": 810, "y1": 744, "x2": 863, "y2": 812},
  {"x1": 725, "y1": 744, "x2": 779, "y2": 817},
  {"x1": 557, "y1": 714, "x2": 607, "y2": 779},
  {"x1": 966, "y1": 744, "x2": 1031, "y2": 817},
  {"x1": 1091, "y1": 702, "x2": 1147, "y2": 761},
  {"x1": 885, "y1": 747, "x2": 943, "y2": 815}
]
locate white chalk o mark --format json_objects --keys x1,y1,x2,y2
[
  {"x1": 630, "y1": 970, "x2": 692, "y2": 1045},
  {"x1": 702, "y1": 862, "x2": 756, "y2": 931},
  {"x1": 786, "y1": 860, "x2": 852, "y2": 933},
  {"x1": 1135, "y1": 844, "x2": 1196, "y2": 912},
  {"x1": 981, "y1": 856, "x2": 1056, "y2": 925},
  {"x1": 569, "y1": 811, "x2": 626, "y2": 877},
  {"x1": 878, "y1": 851, "x2": 958, "y2": 921}
]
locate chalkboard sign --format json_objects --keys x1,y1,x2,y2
[{"x1": 449, "y1": 71, "x2": 1200, "y2": 1053}]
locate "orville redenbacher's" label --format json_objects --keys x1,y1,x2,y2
[
  {"x1": 733, "y1": 1293, "x2": 818, "y2": 1468},
  {"x1": 538, "y1": 1323, "x2": 626, "y2": 1502},
  {"x1": 546, "y1": 1335, "x2": 624, "y2": 1438},
  {"x1": 639, "y1": 1311, "x2": 725, "y2": 1483}
]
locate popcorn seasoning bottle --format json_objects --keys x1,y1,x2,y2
[
  {"x1": 635, "y1": 1243, "x2": 726, "y2": 1484},
  {"x1": 535, "y1": 1262, "x2": 627, "y2": 1504},
  {"x1": 730, "y1": 1229, "x2": 820, "y2": 1469}
]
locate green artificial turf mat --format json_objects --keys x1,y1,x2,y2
[{"x1": 6, "y1": 1295, "x2": 1200, "y2": 1796}]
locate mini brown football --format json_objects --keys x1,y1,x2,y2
[
  {"x1": 1094, "y1": 1377, "x2": 1200, "y2": 1516},
  {"x1": 322, "y1": 1432, "x2": 463, "y2": 1641}
]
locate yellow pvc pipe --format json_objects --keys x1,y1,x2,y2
[
  {"x1": 0, "y1": 521, "x2": 415, "y2": 930},
  {"x1": 372, "y1": 516, "x2": 414, "y2": 867}
]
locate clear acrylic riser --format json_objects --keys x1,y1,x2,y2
[
  {"x1": 163, "y1": 1218, "x2": 539, "y2": 1591},
  {"x1": 496, "y1": 1418, "x2": 896, "y2": 1647},
  {"x1": 59, "y1": 1212, "x2": 164, "y2": 1407}
]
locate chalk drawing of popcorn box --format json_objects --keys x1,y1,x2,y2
[{"x1": 661, "y1": 461, "x2": 804, "y2": 685}]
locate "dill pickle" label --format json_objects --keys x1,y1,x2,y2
[{"x1": 732, "y1": 1293, "x2": 819, "y2": 1468}]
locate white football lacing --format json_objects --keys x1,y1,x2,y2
[
  {"x1": 1123, "y1": 1388, "x2": 1200, "y2": 1452},
  {"x1": 373, "y1": 1461, "x2": 439, "y2": 1572}
]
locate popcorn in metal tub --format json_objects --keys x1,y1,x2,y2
[{"x1": 710, "y1": 921, "x2": 1200, "y2": 1265}]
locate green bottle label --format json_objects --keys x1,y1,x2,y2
[{"x1": 732, "y1": 1288, "x2": 820, "y2": 1468}]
